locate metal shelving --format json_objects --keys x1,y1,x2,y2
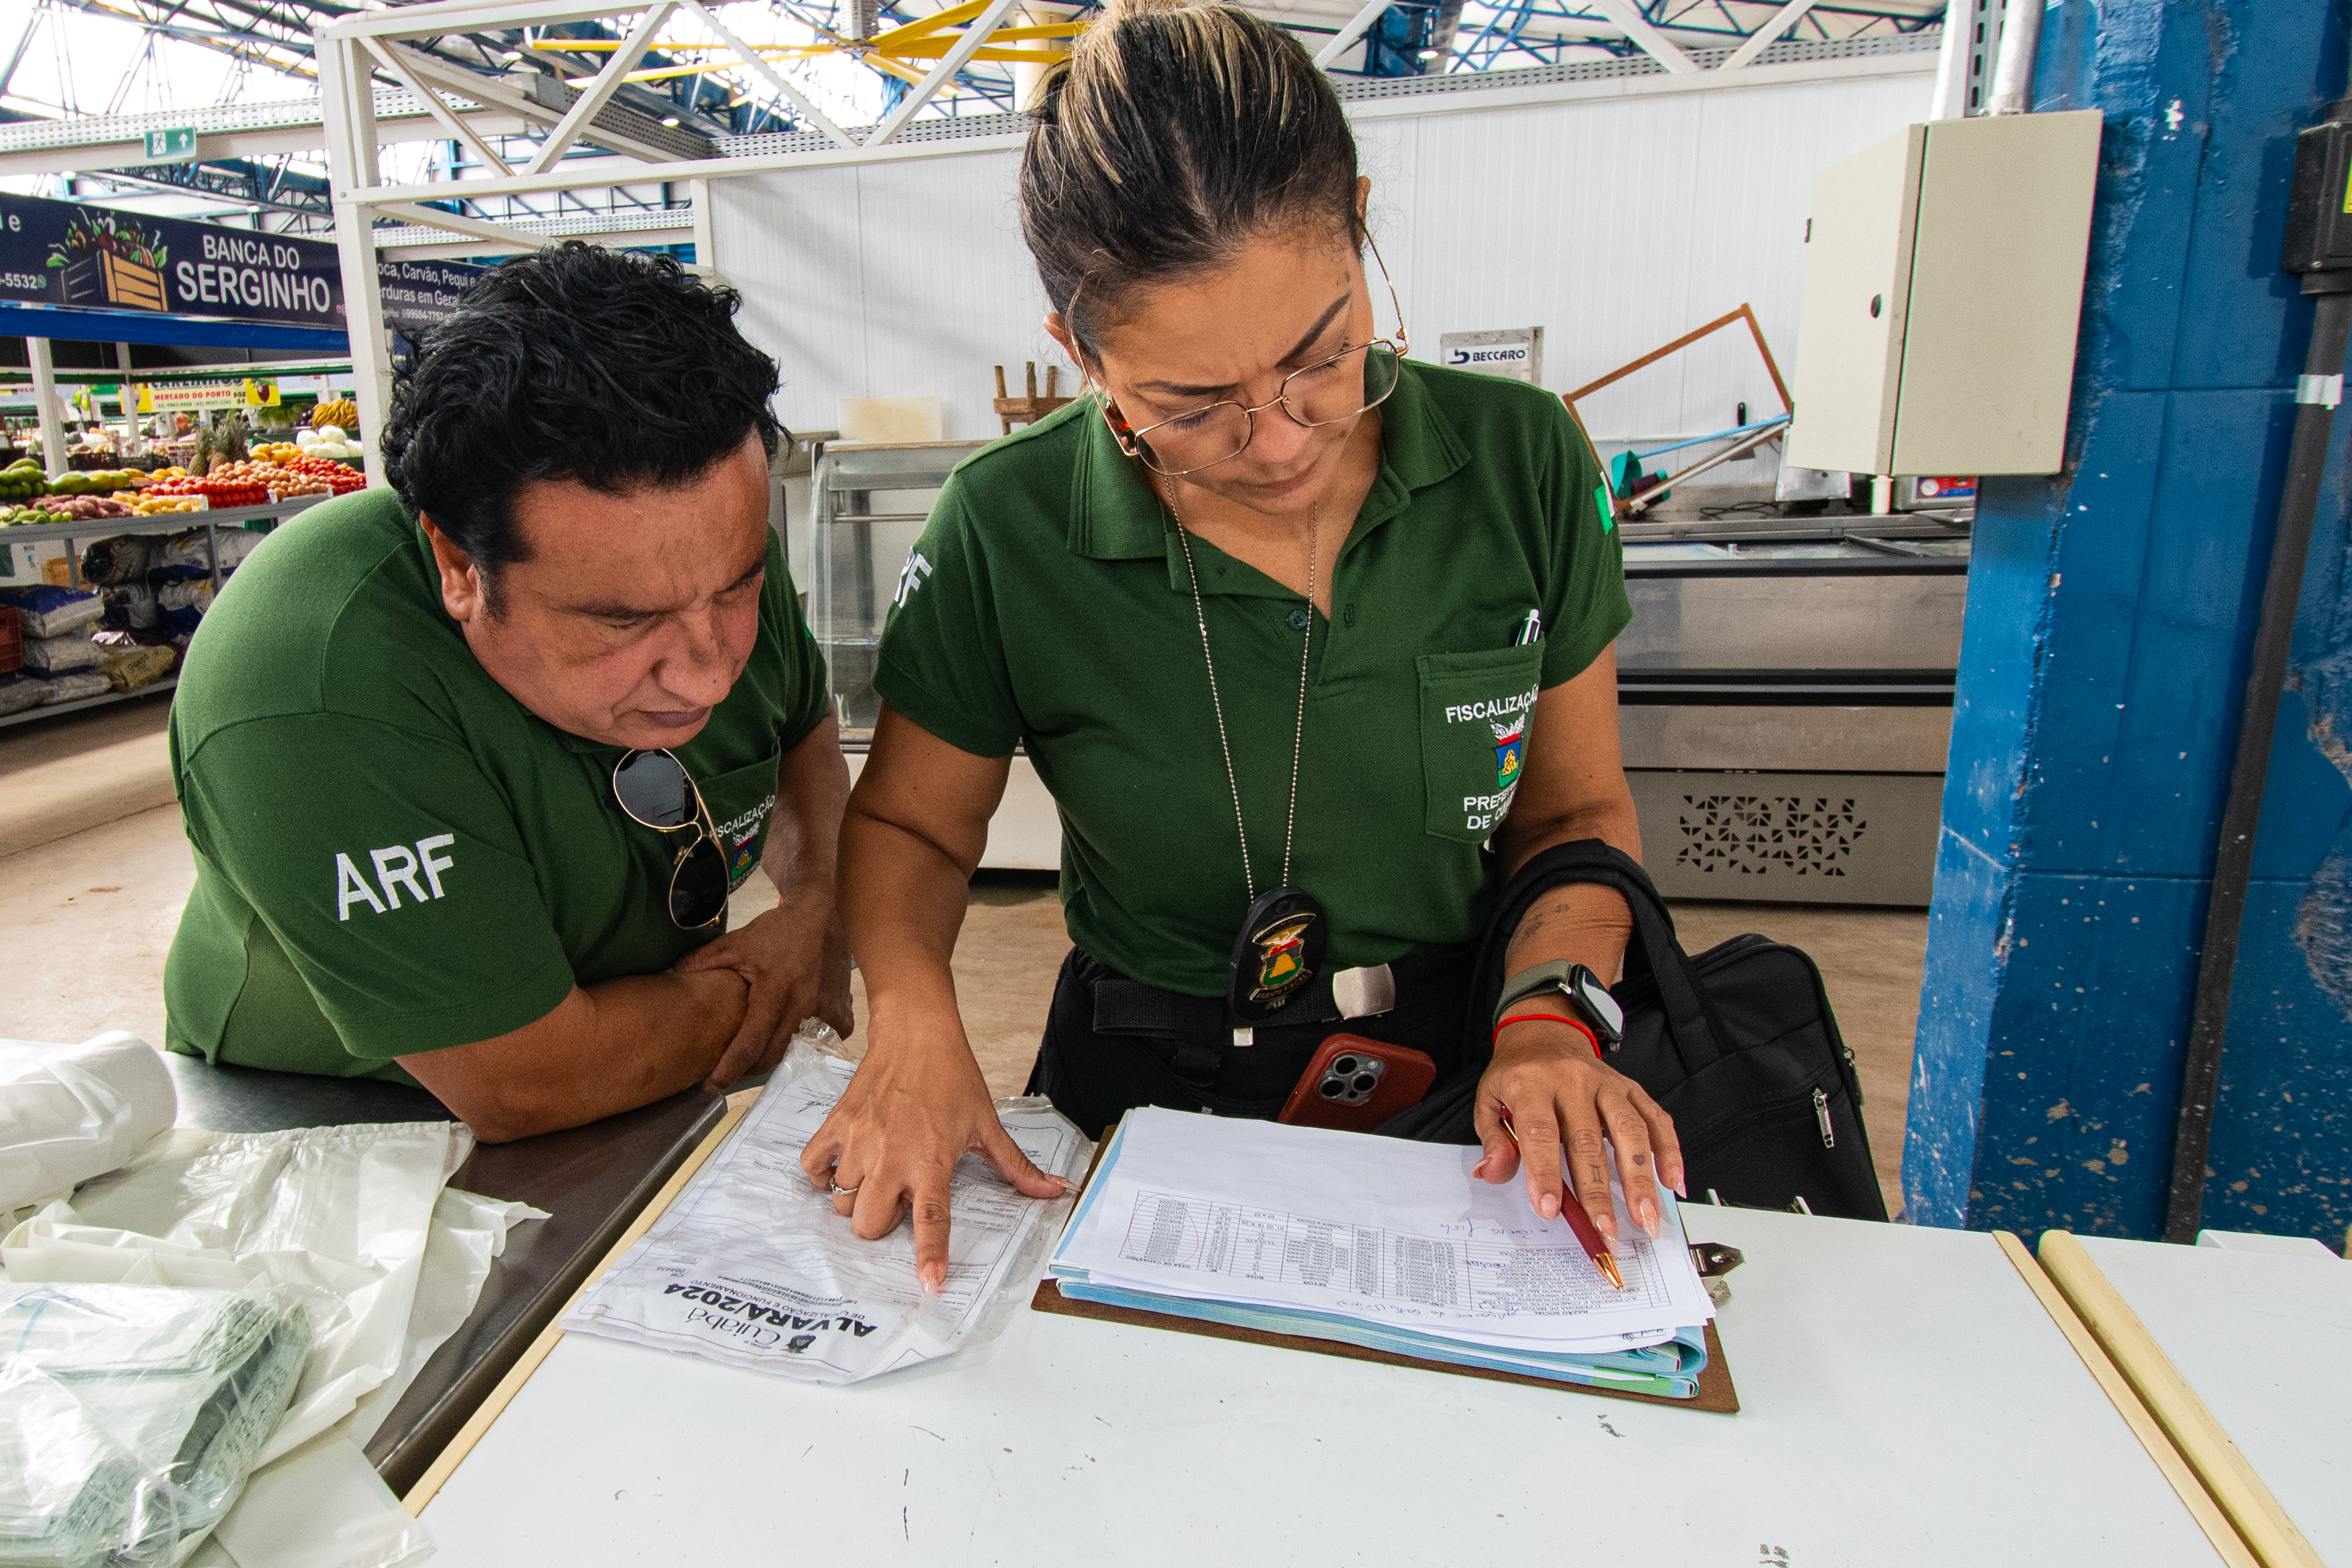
[
  {"x1": 1, "y1": 492, "x2": 334, "y2": 731},
  {"x1": 0, "y1": 676, "x2": 178, "y2": 730}
]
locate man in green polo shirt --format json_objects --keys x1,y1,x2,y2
[{"x1": 163, "y1": 244, "x2": 851, "y2": 1141}]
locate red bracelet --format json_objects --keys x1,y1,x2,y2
[{"x1": 1493, "y1": 1007, "x2": 1603, "y2": 1059}]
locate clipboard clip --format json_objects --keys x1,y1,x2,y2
[{"x1": 1689, "y1": 1241, "x2": 1744, "y2": 1307}]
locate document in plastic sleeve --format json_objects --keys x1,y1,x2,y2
[{"x1": 561, "y1": 1046, "x2": 1085, "y2": 1384}]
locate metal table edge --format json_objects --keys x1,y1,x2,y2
[{"x1": 368, "y1": 1092, "x2": 730, "y2": 1494}]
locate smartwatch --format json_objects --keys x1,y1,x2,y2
[{"x1": 1493, "y1": 960, "x2": 1624, "y2": 1054}]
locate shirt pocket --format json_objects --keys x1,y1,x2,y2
[
  {"x1": 1415, "y1": 646, "x2": 1545, "y2": 842},
  {"x1": 695, "y1": 750, "x2": 784, "y2": 891}
]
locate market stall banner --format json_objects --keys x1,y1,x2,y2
[
  {"x1": 139, "y1": 379, "x2": 279, "y2": 412},
  {"x1": 1, "y1": 192, "x2": 342, "y2": 330},
  {"x1": 378, "y1": 258, "x2": 491, "y2": 334}
]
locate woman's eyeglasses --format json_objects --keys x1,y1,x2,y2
[
  {"x1": 612, "y1": 748, "x2": 730, "y2": 930},
  {"x1": 1099, "y1": 236, "x2": 1410, "y2": 479}
]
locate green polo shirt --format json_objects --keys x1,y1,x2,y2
[
  {"x1": 163, "y1": 486, "x2": 827, "y2": 1082},
  {"x1": 875, "y1": 359, "x2": 1629, "y2": 997}
]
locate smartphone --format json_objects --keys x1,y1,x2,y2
[{"x1": 1277, "y1": 1034, "x2": 1438, "y2": 1133}]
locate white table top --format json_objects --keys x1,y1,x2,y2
[
  {"x1": 417, "y1": 1206, "x2": 2225, "y2": 1565},
  {"x1": 2077, "y1": 1234, "x2": 2349, "y2": 1564}
]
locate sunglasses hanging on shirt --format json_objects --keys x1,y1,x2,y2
[{"x1": 612, "y1": 748, "x2": 730, "y2": 930}]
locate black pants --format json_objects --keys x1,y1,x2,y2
[{"x1": 1024, "y1": 948, "x2": 1478, "y2": 1140}]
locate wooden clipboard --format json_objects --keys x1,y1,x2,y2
[{"x1": 1031, "y1": 1125, "x2": 1740, "y2": 1413}]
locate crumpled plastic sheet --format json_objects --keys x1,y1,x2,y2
[
  {"x1": 0, "y1": 1032, "x2": 178, "y2": 1218},
  {"x1": 2, "y1": 1107, "x2": 547, "y2": 1568},
  {"x1": 4, "y1": 1119, "x2": 469, "y2": 1462}
]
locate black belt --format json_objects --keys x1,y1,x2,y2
[{"x1": 1082, "y1": 948, "x2": 1471, "y2": 1084}]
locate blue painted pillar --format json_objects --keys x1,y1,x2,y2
[{"x1": 1906, "y1": 0, "x2": 2352, "y2": 1240}]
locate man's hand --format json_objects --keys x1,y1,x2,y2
[
  {"x1": 1470, "y1": 1019, "x2": 1683, "y2": 1242},
  {"x1": 798, "y1": 1012, "x2": 1069, "y2": 1293},
  {"x1": 673, "y1": 886, "x2": 853, "y2": 1092}
]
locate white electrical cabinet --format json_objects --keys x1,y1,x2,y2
[{"x1": 1787, "y1": 109, "x2": 2103, "y2": 478}]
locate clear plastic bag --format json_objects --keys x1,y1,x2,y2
[
  {"x1": 560, "y1": 1027, "x2": 1089, "y2": 1385},
  {"x1": 0, "y1": 1284, "x2": 312, "y2": 1567}
]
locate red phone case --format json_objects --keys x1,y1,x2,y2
[{"x1": 1277, "y1": 1034, "x2": 1438, "y2": 1133}]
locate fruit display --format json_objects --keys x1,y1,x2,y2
[
  {"x1": 311, "y1": 399, "x2": 358, "y2": 431},
  {"x1": 271, "y1": 453, "x2": 366, "y2": 494},
  {"x1": 1, "y1": 459, "x2": 47, "y2": 502},
  {"x1": 145, "y1": 473, "x2": 267, "y2": 508},
  {"x1": 300, "y1": 425, "x2": 363, "y2": 463},
  {"x1": 253, "y1": 442, "x2": 304, "y2": 465},
  {"x1": 44, "y1": 469, "x2": 149, "y2": 496},
  {"x1": 159, "y1": 455, "x2": 334, "y2": 504},
  {"x1": 133, "y1": 496, "x2": 205, "y2": 516},
  {"x1": 1, "y1": 505, "x2": 69, "y2": 527},
  {"x1": 33, "y1": 496, "x2": 135, "y2": 522}
]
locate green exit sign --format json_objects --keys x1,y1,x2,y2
[{"x1": 142, "y1": 125, "x2": 197, "y2": 160}]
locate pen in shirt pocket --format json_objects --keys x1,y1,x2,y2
[{"x1": 1514, "y1": 608, "x2": 1543, "y2": 646}]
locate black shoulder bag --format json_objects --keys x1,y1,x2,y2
[{"x1": 1379, "y1": 839, "x2": 1888, "y2": 1222}]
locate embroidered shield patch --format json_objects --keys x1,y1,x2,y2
[{"x1": 1491, "y1": 717, "x2": 1527, "y2": 790}]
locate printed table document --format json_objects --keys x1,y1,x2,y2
[
  {"x1": 1050, "y1": 1111, "x2": 1716, "y2": 1390},
  {"x1": 563, "y1": 1050, "x2": 1083, "y2": 1384}
]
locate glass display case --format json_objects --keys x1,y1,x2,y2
[{"x1": 807, "y1": 439, "x2": 985, "y2": 743}]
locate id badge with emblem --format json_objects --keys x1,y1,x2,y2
[{"x1": 1228, "y1": 887, "x2": 1327, "y2": 1023}]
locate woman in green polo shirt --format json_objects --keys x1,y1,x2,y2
[{"x1": 805, "y1": 0, "x2": 1683, "y2": 1291}]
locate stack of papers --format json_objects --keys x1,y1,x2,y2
[{"x1": 1048, "y1": 1111, "x2": 1717, "y2": 1397}]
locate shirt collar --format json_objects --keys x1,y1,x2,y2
[{"x1": 1065, "y1": 358, "x2": 1471, "y2": 579}]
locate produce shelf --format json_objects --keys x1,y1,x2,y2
[
  {"x1": 0, "y1": 492, "x2": 332, "y2": 549},
  {"x1": 0, "y1": 492, "x2": 346, "y2": 733}
]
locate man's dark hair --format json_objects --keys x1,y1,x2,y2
[{"x1": 381, "y1": 242, "x2": 784, "y2": 599}]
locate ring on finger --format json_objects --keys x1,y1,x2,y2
[{"x1": 828, "y1": 1178, "x2": 859, "y2": 1198}]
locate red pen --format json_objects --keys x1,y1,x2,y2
[{"x1": 1499, "y1": 1105, "x2": 1624, "y2": 1290}]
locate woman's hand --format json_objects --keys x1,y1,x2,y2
[
  {"x1": 797, "y1": 1010, "x2": 1070, "y2": 1293},
  {"x1": 1470, "y1": 1018, "x2": 1683, "y2": 1241}
]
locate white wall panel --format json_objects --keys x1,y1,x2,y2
[
  {"x1": 845, "y1": 155, "x2": 1060, "y2": 440},
  {"x1": 715, "y1": 165, "x2": 876, "y2": 435},
  {"x1": 711, "y1": 70, "x2": 1931, "y2": 447}
]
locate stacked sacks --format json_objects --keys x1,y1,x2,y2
[
  {"x1": 150, "y1": 528, "x2": 262, "y2": 642},
  {"x1": 80, "y1": 526, "x2": 267, "y2": 647},
  {"x1": 90, "y1": 631, "x2": 177, "y2": 693},
  {"x1": 80, "y1": 534, "x2": 163, "y2": 636},
  {"x1": 0, "y1": 587, "x2": 109, "y2": 709}
]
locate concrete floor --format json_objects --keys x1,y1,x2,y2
[{"x1": 0, "y1": 699, "x2": 1923, "y2": 1216}]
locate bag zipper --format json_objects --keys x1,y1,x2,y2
[{"x1": 1812, "y1": 1086, "x2": 1835, "y2": 1149}]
